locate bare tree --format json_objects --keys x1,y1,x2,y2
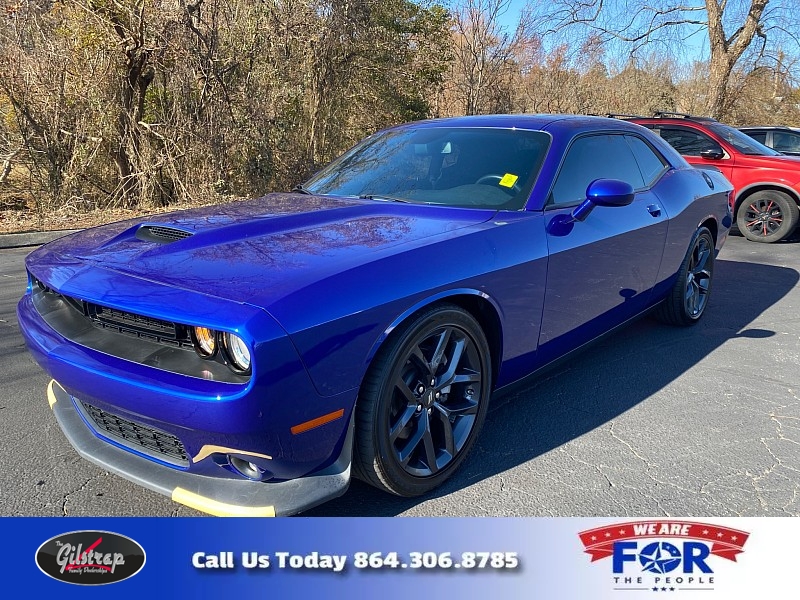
[
  {"x1": 449, "y1": 0, "x2": 530, "y2": 115},
  {"x1": 532, "y1": 0, "x2": 799, "y2": 119},
  {"x1": 0, "y1": 0, "x2": 450, "y2": 217},
  {"x1": 84, "y1": 1, "x2": 160, "y2": 205}
]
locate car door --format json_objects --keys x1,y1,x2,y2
[{"x1": 538, "y1": 133, "x2": 669, "y2": 364}]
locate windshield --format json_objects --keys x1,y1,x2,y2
[
  {"x1": 303, "y1": 127, "x2": 551, "y2": 210},
  {"x1": 708, "y1": 123, "x2": 783, "y2": 156}
]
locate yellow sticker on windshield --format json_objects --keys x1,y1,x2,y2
[{"x1": 499, "y1": 173, "x2": 519, "y2": 188}]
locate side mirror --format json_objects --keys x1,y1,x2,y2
[
  {"x1": 700, "y1": 148, "x2": 724, "y2": 160},
  {"x1": 571, "y1": 179, "x2": 635, "y2": 222}
]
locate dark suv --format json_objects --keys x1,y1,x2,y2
[
  {"x1": 739, "y1": 126, "x2": 800, "y2": 157},
  {"x1": 622, "y1": 112, "x2": 800, "y2": 243}
]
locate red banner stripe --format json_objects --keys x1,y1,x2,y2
[{"x1": 578, "y1": 521, "x2": 750, "y2": 563}]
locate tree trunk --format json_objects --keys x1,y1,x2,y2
[
  {"x1": 114, "y1": 57, "x2": 147, "y2": 206},
  {"x1": 704, "y1": 0, "x2": 769, "y2": 119},
  {"x1": 706, "y1": 53, "x2": 732, "y2": 119}
]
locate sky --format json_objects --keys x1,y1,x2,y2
[
  {"x1": 440, "y1": 0, "x2": 800, "y2": 83},
  {"x1": 490, "y1": 0, "x2": 712, "y2": 66}
]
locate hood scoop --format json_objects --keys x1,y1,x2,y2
[{"x1": 135, "y1": 225, "x2": 194, "y2": 244}]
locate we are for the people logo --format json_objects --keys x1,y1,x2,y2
[{"x1": 578, "y1": 520, "x2": 749, "y2": 593}]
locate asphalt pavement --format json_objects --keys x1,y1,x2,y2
[{"x1": 1, "y1": 233, "x2": 798, "y2": 517}]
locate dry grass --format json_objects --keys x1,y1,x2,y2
[
  {"x1": 0, "y1": 164, "x2": 234, "y2": 234},
  {"x1": 0, "y1": 206, "x2": 158, "y2": 234},
  {"x1": 0, "y1": 196, "x2": 234, "y2": 235}
]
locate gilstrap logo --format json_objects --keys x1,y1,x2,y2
[{"x1": 36, "y1": 530, "x2": 146, "y2": 585}]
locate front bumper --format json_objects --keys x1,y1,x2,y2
[
  {"x1": 47, "y1": 380, "x2": 352, "y2": 516},
  {"x1": 18, "y1": 280, "x2": 356, "y2": 479}
]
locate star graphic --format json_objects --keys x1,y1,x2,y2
[
  {"x1": 702, "y1": 529, "x2": 709, "y2": 535},
  {"x1": 717, "y1": 532, "x2": 724, "y2": 538},
  {"x1": 661, "y1": 587, "x2": 667, "y2": 592},
  {"x1": 732, "y1": 535, "x2": 738, "y2": 541},
  {"x1": 639, "y1": 542, "x2": 681, "y2": 574},
  {"x1": 605, "y1": 532, "x2": 612, "y2": 538},
  {"x1": 652, "y1": 587, "x2": 659, "y2": 592},
  {"x1": 669, "y1": 588, "x2": 675, "y2": 592},
  {"x1": 619, "y1": 529, "x2": 626, "y2": 535},
  {"x1": 591, "y1": 535, "x2": 597, "y2": 541}
]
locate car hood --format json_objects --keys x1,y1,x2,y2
[{"x1": 32, "y1": 193, "x2": 495, "y2": 308}]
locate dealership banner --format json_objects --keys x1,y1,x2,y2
[{"x1": 6, "y1": 517, "x2": 796, "y2": 598}]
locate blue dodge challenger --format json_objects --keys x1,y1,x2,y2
[{"x1": 18, "y1": 115, "x2": 733, "y2": 516}]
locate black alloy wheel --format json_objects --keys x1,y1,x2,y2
[
  {"x1": 353, "y1": 305, "x2": 491, "y2": 497},
  {"x1": 655, "y1": 227, "x2": 715, "y2": 326},
  {"x1": 684, "y1": 231, "x2": 713, "y2": 319},
  {"x1": 737, "y1": 190, "x2": 799, "y2": 243}
]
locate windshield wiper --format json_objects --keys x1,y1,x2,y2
[{"x1": 358, "y1": 194, "x2": 413, "y2": 203}]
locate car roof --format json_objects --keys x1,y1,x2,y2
[
  {"x1": 739, "y1": 126, "x2": 798, "y2": 131},
  {"x1": 390, "y1": 113, "x2": 651, "y2": 135},
  {"x1": 614, "y1": 111, "x2": 718, "y2": 124}
]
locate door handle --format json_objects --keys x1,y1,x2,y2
[{"x1": 647, "y1": 204, "x2": 662, "y2": 217}]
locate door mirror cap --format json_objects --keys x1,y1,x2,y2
[
  {"x1": 700, "y1": 148, "x2": 725, "y2": 160},
  {"x1": 571, "y1": 179, "x2": 635, "y2": 221}
]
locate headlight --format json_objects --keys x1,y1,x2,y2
[
  {"x1": 191, "y1": 326, "x2": 217, "y2": 358},
  {"x1": 223, "y1": 333, "x2": 251, "y2": 373}
]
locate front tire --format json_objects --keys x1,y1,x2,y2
[
  {"x1": 353, "y1": 304, "x2": 491, "y2": 497},
  {"x1": 655, "y1": 227, "x2": 715, "y2": 326},
  {"x1": 737, "y1": 190, "x2": 799, "y2": 243}
]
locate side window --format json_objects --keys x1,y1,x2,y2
[
  {"x1": 551, "y1": 134, "x2": 645, "y2": 206},
  {"x1": 659, "y1": 128, "x2": 721, "y2": 156},
  {"x1": 773, "y1": 131, "x2": 800, "y2": 154},
  {"x1": 625, "y1": 135, "x2": 667, "y2": 185}
]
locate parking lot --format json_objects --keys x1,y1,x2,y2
[{"x1": 1, "y1": 232, "x2": 798, "y2": 517}]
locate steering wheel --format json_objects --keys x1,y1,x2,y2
[{"x1": 475, "y1": 174, "x2": 522, "y2": 195}]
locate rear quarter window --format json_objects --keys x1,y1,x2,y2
[{"x1": 625, "y1": 135, "x2": 668, "y2": 185}]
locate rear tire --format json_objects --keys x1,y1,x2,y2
[
  {"x1": 736, "y1": 190, "x2": 799, "y2": 243},
  {"x1": 655, "y1": 227, "x2": 715, "y2": 326},
  {"x1": 353, "y1": 304, "x2": 491, "y2": 497}
]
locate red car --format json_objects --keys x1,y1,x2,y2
[{"x1": 626, "y1": 113, "x2": 800, "y2": 243}]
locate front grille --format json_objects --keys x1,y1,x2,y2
[
  {"x1": 29, "y1": 274, "x2": 251, "y2": 383},
  {"x1": 31, "y1": 275, "x2": 187, "y2": 343},
  {"x1": 82, "y1": 401, "x2": 189, "y2": 466},
  {"x1": 136, "y1": 225, "x2": 193, "y2": 243},
  {"x1": 87, "y1": 302, "x2": 181, "y2": 340}
]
